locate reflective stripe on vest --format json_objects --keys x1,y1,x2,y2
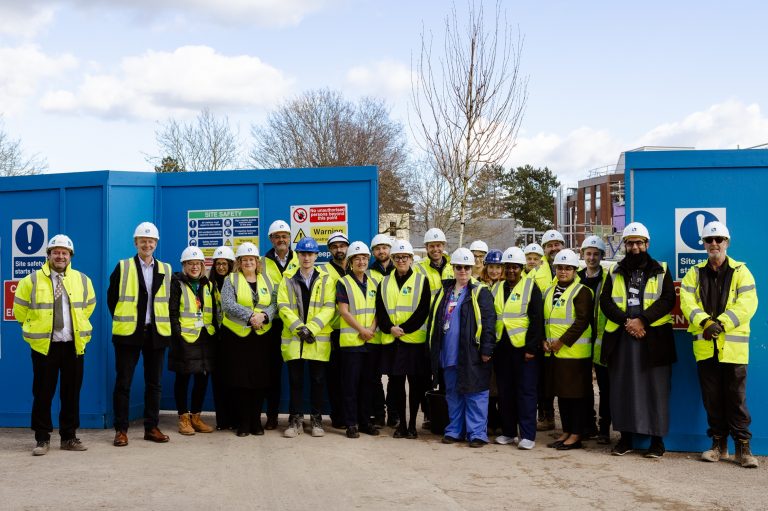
[
  {"x1": 112, "y1": 258, "x2": 172, "y2": 336},
  {"x1": 380, "y1": 272, "x2": 427, "y2": 344},
  {"x1": 279, "y1": 274, "x2": 334, "y2": 362},
  {"x1": 415, "y1": 258, "x2": 453, "y2": 303},
  {"x1": 339, "y1": 275, "x2": 377, "y2": 348},
  {"x1": 178, "y1": 281, "x2": 216, "y2": 343},
  {"x1": 543, "y1": 281, "x2": 592, "y2": 359},
  {"x1": 264, "y1": 252, "x2": 299, "y2": 287},
  {"x1": 221, "y1": 272, "x2": 273, "y2": 337},
  {"x1": 494, "y1": 277, "x2": 533, "y2": 348},
  {"x1": 603, "y1": 262, "x2": 671, "y2": 333}
]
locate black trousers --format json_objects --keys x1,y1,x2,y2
[
  {"x1": 697, "y1": 357, "x2": 752, "y2": 440},
  {"x1": 389, "y1": 374, "x2": 424, "y2": 430},
  {"x1": 234, "y1": 387, "x2": 265, "y2": 433},
  {"x1": 265, "y1": 321, "x2": 284, "y2": 419},
  {"x1": 174, "y1": 372, "x2": 209, "y2": 414},
  {"x1": 594, "y1": 364, "x2": 611, "y2": 435},
  {"x1": 367, "y1": 345, "x2": 385, "y2": 421},
  {"x1": 287, "y1": 359, "x2": 326, "y2": 416},
  {"x1": 326, "y1": 331, "x2": 344, "y2": 424},
  {"x1": 559, "y1": 397, "x2": 586, "y2": 436},
  {"x1": 537, "y1": 353, "x2": 554, "y2": 419},
  {"x1": 31, "y1": 342, "x2": 83, "y2": 442},
  {"x1": 341, "y1": 350, "x2": 376, "y2": 427},
  {"x1": 113, "y1": 335, "x2": 165, "y2": 431},
  {"x1": 211, "y1": 369, "x2": 234, "y2": 429}
]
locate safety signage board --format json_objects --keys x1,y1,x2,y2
[
  {"x1": 290, "y1": 204, "x2": 348, "y2": 263},
  {"x1": 671, "y1": 281, "x2": 689, "y2": 331},
  {"x1": 4, "y1": 280, "x2": 18, "y2": 321},
  {"x1": 187, "y1": 208, "x2": 259, "y2": 262},
  {"x1": 12, "y1": 218, "x2": 48, "y2": 278},
  {"x1": 674, "y1": 208, "x2": 725, "y2": 279}
]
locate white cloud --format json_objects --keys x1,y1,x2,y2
[
  {"x1": 40, "y1": 45, "x2": 294, "y2": 120},
  {"x1": 0, "y1": 3, "x2": 55, "y2": 37},
  {"x1": 346, "y1": 60, "x2": 413, "y2": 100},
  {"x1": 0, "y1": 45, "x2": 78, "y2": 114}
]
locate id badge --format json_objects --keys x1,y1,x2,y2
[
  {"x1": 443, "y1": 320, "x2": 450, "y2": 333},
  {"x1": 627, "y1": 297, "x2": 641, "y2": 306}
]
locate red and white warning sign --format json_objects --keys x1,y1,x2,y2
[
  {"x1": 4, "y1": 280, "x2": 19, "y2": 321},
  {"x1": 290, "y1": 203, "x2": 348, "y2": 263}
]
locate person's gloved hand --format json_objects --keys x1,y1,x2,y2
[
  {"x1": 702, "y1": 319, "x2": 723, "y2": 340},
  {"x1": 297, "y1": 326, "x2": 312, "y2": 342}
]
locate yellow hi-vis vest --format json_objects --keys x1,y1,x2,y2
[
  {"x1": 543, "y1": 281, "x2": 593, "y2": 359},
  {"x1": 415, "y1": 255, "x2": 454, "y2": 304},
  {"x1": 263, "y1": 251, "x2": 299, "y2": 286},
  {"x1": 604, "y1": 262, "x2": 671, "y2": 333},
  {"x1": 379, "y1": 272, "x2": 428, "y2": 345},
  {"x1": 680, "y1": 258, "x2": 757, "y2": 364},
  {"x1": 339, "y1": 274, "x2": 377, "y2": 348},
  {"x1": 488, "y1": 281, "x2": 504, "y2": 300},
  {"x1": 178, "y1": 280, "x2": 216, "y2": 343},
  {"x1": 277, "y1": 272, "x2": 336, "y2": 362},
  {"x1": 112, "y1": 258, "x2": 172, "y2": 336},
  {"x1": 13, "y1": 263, "x2": 96, "y2": 356},
  {"x1": 533, "y1": 258, "x2": 556, "y2": 293},
  {"x1": 365, "y1": 270, "x2": 384, "y2": 345},
  {"x1": 494, "y1": 277, "x2": 534, "y2": 348},
  {"x1": 429, "y1": 284, "x2": 484, "y2": 344},
  {"x1": 318, "y1": 262, "x2": 345, "y2": 330},
  {"x1": 221, "y1": 272, "x2": 274, "y2": 336},
  {"x1": 588, "y1": 268, "x2": 610, "y2": 366}
]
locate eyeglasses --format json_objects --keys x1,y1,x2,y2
[
  {"x1": 393, "y1": 255, "x2": 410, "y2": 262},
  {"x1": 703, "y1": 236, "x2": 726, "y2": 244},
  {"x1": 453, "y1": 265, "x2": 472, "y2": 271},
  {"x1": 624, "y1": 240, "x2": 646, "y2": 247}
]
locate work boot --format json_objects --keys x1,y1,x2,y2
[
  {"x1": 32, "y1": 440, "x2": 50, "y2": 456},
  {"x1": 536, "y1": 417, "x2": 555, "y2": 432},
  {"x1": 701, "y1": 436, "x2": 729, "y2": 462},
  {"x1": 283, "y1": 415, "x2": 302, "y2": 438},
  {"x1": 735, "y1": 439, "x2": 759, "y2": 468},
  {"x1": 178, "y1": 413, "x2": 195, "y2": 435},
  {"x1": 611, "y1": 432, "x2": 633, "y2": 456},
  {"x1": 60, "y1": 438, "x2": 87, "y2": 451},
  {"x1": 310, "y1": 415, "x2": 325, "y2": 437},
  {"x1": 190, "y1": 413, "x2": 214, "y2": 433},
  {"x1": 346, "y1": 426, "x2": 359, "y2": 439}
]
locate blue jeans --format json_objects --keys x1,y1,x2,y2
[{"x1": 443, "y1": 366, "x2": 489, "y2": 442}]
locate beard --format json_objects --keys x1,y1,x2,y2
[{"x1": 623, "y1": 251, "x2": 649, "y2": 269}]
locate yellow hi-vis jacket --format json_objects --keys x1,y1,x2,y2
[
  {"x1": 680, "y1": 258, "x2": 757, "y2": 364},
  {"x1": 277, "y1": 271, "x2": 336, "y2": 362},
  {"x1": 414, "y1": 255, "x2": 454, "y2": 304},
  {"x1": 263, "y1": 251, "x2": 299, "y2": 286},
  {"x1": 112, "y1": 258, "x2": 172, "y2": 336},
  {"x1": 543, "y1": 281, "x2": 593, "y2": 359},
  {"x1": 178, "y1": 280, "x2": 216, "y2": 342},
  {"x1": 604, "y1": 262, "x2": 671, "y2": 333},
  {"x1": 365, "y1": 270, "x2": 385, "y2": 345},
  {"x1": 379, "y1": 272, "x2": 428, "y2": 345},
  {"x1": 583, "y1": 268, "x2": 610, "y2": 366},
  {"x1": 494, "y1": 277, "x2": 534, "y2": 348},
  {"x1": 318, "y1": 262, "x2": 345, "y2": 330},
  {"x1": 221, "y1": 272, "x2": 274, "y2": 336},
  {"x1": 13, "y1": 262, "x2": 96, "y2": 355},
  {"x1": 533, "y1": 258, "x2": 556, "y2": 293},
  {"x1": 339, "y1": 274, "x2": 377, "y2": 348},
  {"x1": 488, "y1": 281, "x2": 503, "y2": 301}
]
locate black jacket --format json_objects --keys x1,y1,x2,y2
[
  {"x1": 428, "y1": 280, "x2": 496, "y2": 394},
  {"x1": 107, "y1": 255, "x2": 170, "y2": 348},
  {"x1": 168, "y1": 272, "x2": 216, "y2": 374},
  {"x1": 599, "y1": 255, "x2": 677, "y2": 367}
]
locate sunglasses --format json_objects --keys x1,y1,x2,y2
[
  {"x1": 703, "y1": 236, "x2": 726, "y2": 244},
  {"x1": 453, "y1": 265, "x2": 472, "y2": 271}
]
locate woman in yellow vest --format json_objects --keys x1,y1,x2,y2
[
  {"x1": 169, "y1": 247, "x2": 217, "y2": 436},
  {"x1": 220, "y1": 242, "x2": 276, "y2": 437},
  {"x1": 208, "y1": 245, "x2": 235, "y2": 430},
  {"x1": 543, "y1": 249, "x2": 593, "y2": 450},
  {"x1": 337, "y1": 241, "x2": 381, "y2": 438},
  {"x1": 375, "y1": 239, "x2": 431, "y2": 439},
  {"x1": 493, "y1": 247, "x2": 543, "y2": 450}
]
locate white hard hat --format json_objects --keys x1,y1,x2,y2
[
  {"x1": 391, "y1": 239, "x2": 414, "y2": 256},
  {"x1": 524, "y1": 243, "x2": 544, "y2": 256},
  {"x1": 47, "y1": 234, "x2": 74, "y2": 255},
  {"x1": 413, "y1": 254, "x2": 422, "y2": 263},
  {"x1": 502, "y1": 247, "x2": 526, "y2": 265},
  {"x1": 469, "y1": 240, "x2": 488, "y2": 253},
  {"x1": 450, "y1": 247, "x2": 474, "y2": 265},
  {"x1": 327, "y1": 231, "x2": 350, "y2": 246},
  {"x1": 370, "y1": 234, "x2": 393, "y2": 248},
  {"x1": 346, "y1": 241, "x2": 371, "y2": 260},
  {"x1": 552, "y1": 249, "x2": 580, "y2": 268},
  {"x1": 541, "y1": 229, "x2": 565, "y2": 246},
  {"x1": 581, "y1": 235, "x2": 606, "y2": 253},
  {"x1": 623, "y1": 222, "x2": 650, "y2": 241},
  {"x1": 180, "y1": 246, "x2": 205, "y2": 263},
  {"x1": 424, "y1": 227, "x2": 447, "y2": 244},
  {"x1": 235, "y1": 242, "x2": 259, "y2": 258},
  {"x1": 268, "y1": 220, "x2": 290, "y2": 236},
  {"x1": 701, "y1": 221, "x2": 730, "y2": 240},
  {"x1": 134, "y1": 221, "x2": 159, "y2": 240},
  {"x1": 212, "y1": 245, "x2": 235, "y2": 261}
]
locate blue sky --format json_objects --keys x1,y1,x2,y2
[{"x1": 1, "y1": 0, "x2": 767, "y2": 184}]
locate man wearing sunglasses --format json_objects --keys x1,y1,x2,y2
[{"x1": 680, "y1": 221, "x2": 758, "y2": 468}]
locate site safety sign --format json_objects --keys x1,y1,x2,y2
[
  {"x1": 12, "y1": 218, "x2": 47, "y2": 279},
  {"x1": 187, "y1": 208, "x2": 259, "y2": 263},
  {"x1": 674, "y1": 207, "x2": 725, "y2": 279},
  {"x1": 290, "y1": 204, "x2": 348, "y2": 263}
]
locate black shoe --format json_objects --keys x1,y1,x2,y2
[
  {"x1": 406, "y1": 427, "x2": 418, "y2": 439},
  {"x1": 251, "y1": 424, "x2": 265, "y2": 436},
  {"x1": 469, "y1": 439, "x2": 487, "y2": 448},
  {"x1": 386, "y1": 414, "x2": 400, "y2": 428},
  {"x1": 557, "y1": 440, "x2": 583, "y2": 450},
  {"x1": 611, "y1": 440, "x2": 633, "y2": 456},
  {"x1": 264, "y1": 416, "x2": 278, "y2": 430},
  {"x1": 346, "y1": 426, "x2": 360, "y2": 439},
  {"x1": 359, "y1": 424, "x2": 380, "y2": 436},
  {"x1": 393, "y1": 427, "x2": 407, "y2": 439},
  {"x1": 547, "y1": 440, "x2": 565, "y2": 449},
  {"x1": 645, "y1": 440, "x2": 665, "y2": 459},
  {"x1": 236, "y1": 430, "x2": 249, "y2": 437},
  {"x1": 442, "y1": 435, "x2": 460, "y2": 444}
]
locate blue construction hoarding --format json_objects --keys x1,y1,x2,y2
[
  {"x1": 0, "y1": 167, "x2": 378, "y2": 428},
  {"x1": 626, "y1": 149, "x2": 767, "y2": 455}
]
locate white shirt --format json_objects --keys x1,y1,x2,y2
[
  {"x1": 139, "y1": 257, "x2": 155, "y2": 325},
  {"x1": 51, "y1": 270, "x2": 73, "y2": 342}
]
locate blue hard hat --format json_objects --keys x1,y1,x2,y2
[
  {"x1": 295, "y1": 237, "x2": 320, "y2": 253},
  {"x1": 484, "y1": 249, "x2": 503, "y2": 264}
]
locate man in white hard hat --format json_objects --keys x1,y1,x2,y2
[
  {"x1": 523, "y1": 243, "x2": 544, "y2": 276},
  {"x1": 368, "y1": 234, "x2": 394, "y2": 281},
  {"x1": 261, "y1": 220, "x2": 299, "y2": 430},
  {"x1": 14, "y1": 235, "x2": 96, "y2": 456},
  {"x1": 680, "y1": 221, "x2": 759, "y2": 468},
  {"x1": 469, "y1": 240, "x2": 489, "y2": 279},
  {"x1": 534, "y1": 230, "x2": 565, "y2": 292},
  {"x1": 108, "y1": 221, "x2": 173, "y2": 446},
  {"x1": 600, "y1": 222, "x2": 675, "y2": 459},
  {"x1": 577, "y1": 235, "x2": 611, "y2": 444}
]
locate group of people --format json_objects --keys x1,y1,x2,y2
[{"x1": 13, "y1": 217, "x2": 759, "y2": 468}]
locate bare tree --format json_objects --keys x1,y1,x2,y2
[
  {"x1": 0, "y1": 118, "x2": 47, "y2": 176},
  {"x1": 250, "y1": 88, "x2": 413, "y2": 215},
  {"x1": 148, "y1": 108, "x2": 241, "y2": 171},
  {"x1": 411, "y1": 1, "x2": 528, "y2": 246}
]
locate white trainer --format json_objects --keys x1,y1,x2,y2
[
  {"x1": 495, "y1": 435, "x2": 518, "y2": 445},
  {"x1": 518, "y1": 438, "x2": 535, "y2": 450}
]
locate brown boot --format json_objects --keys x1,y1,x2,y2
[
  {"x1": 701, "y1": 436, "x2": 728, "y2": 462},
  {"x1": 178, "y1": 413, "x2": 195, "y2": 435},
  {"x1": 735, "y1": 439, "x2": 759, "y2": 468},
  {"x1": 190, "y1": 413, "x2": 214, "y2": 433}
]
